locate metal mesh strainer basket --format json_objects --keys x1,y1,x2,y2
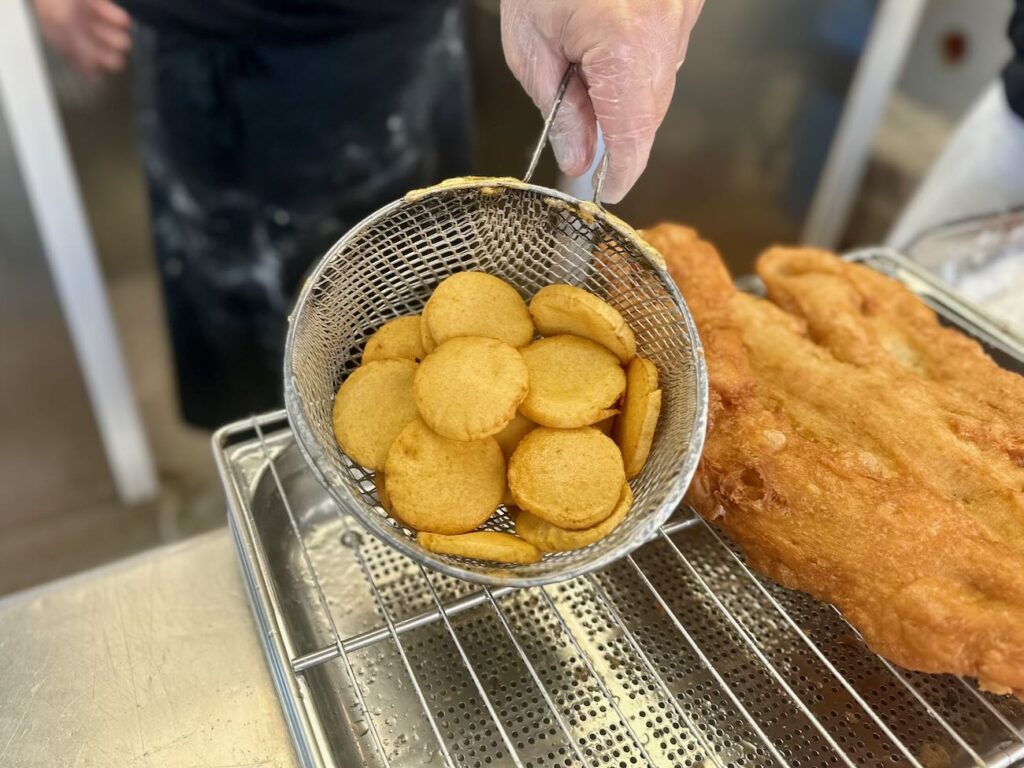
[{"x1": 284, "y1": 67, "x2": 708, "y2": 587}]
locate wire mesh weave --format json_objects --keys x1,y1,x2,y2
[{"x1": 284, "y1": 178, "x2": 708, "y2": 586}]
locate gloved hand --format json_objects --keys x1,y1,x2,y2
[
  {"x1": 501, "y1": 0, "x2": 704, "y2": 203},
  {"x1": 33, "y1": 0, "x2": 131, "y2": 80}
]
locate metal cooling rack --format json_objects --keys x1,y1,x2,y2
[{"x1": 216, "y1": 252, "x2": 1024, "y2": 768}]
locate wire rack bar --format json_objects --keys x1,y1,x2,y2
[
  {"x1": 252, "y1": 421, "x2": 392, "y2": 766},
  {"x1": 292, "y1": 586, "x2": 516, "y2": 672},
  {"x1": 957, "y1": 677, "x2": 1024, "y2": 745},
  {"x1": 419, "y1": 568, "x2": 526, "y2": 768},
  {"x1": 626, "y1": 553, "x2": 793, "y2": 767},
  {"x1": 878, "y1": 655, "x2": 988, "y2": 768},
  {"x1": 536, "y1": 588, "x2": 659, "y2": 766},
  {"x1": 483, "y1": 588, "x2": 592, "y2": 766},
  {"x1": 584, "y1": 574, "x2": 726, "y2": 768},
  {"x1": 826, "y1": 602, "x2": 989, "y2": 768},
  {"x1": 698, "y1": 520, "x2": 926, "y2": 768},
  {"x1": 290, "y1": 515, "x2": 701, "y2": 674},
  {"x1": 336, "y1": 516, "x2": 457, "y2": 768},
  {"x1": 659, "y1": 530, "x2": 858, "y2": 767}
]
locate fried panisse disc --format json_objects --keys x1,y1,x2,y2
[
  {"x1": 495, "y1": 413, "x2": 537, "y2": 459},
  {"x1": 529, "y1": 284, "x2": 636, "y2": 363},
  {"x1": 385, "y1": 419, "x2": 505, "y2": 534},
  {"x1": 497, "y1": 415, "x2": 535, "y2": 509},
  {"x1": 414, "y1": 337, "x2": 529, "y2": 440},
  {"x1": 516, "y1": 482, "x2": 632, "y2": 551},
  {"x1": 363, "y1": 316, "x2": 426, "y2": 364},
  {"x1": 509, "y1": 427, "x2": 625, "y2": 529},
  {"x1": 613, "y1": 356, "x2": 662, "y2": 478},
  {"x1": 332, "y1": 359, "x2": 418, "y2": 471},
  {"x1": 375, "y1": 472, "x2": 393, "y2": 514},
  {"x1": 418, "y1": 531, "x2": 542, "y2": 564},
  {"x1": 420, "y1": 315, "x2": 437, "y2": 354},
  {"x1": 424, "y1": 271, "x2": 533, "y2": 348},
  {"x1": 520, "y1": 335, "x2": 626, "y2": 428}
]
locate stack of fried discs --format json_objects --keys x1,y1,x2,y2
[{"x1": 331, "y1": 271, "x2": 662, "y2": 565}]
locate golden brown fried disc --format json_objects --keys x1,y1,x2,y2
[
  {"x1": 424, "y1": 271, "x2": 533, "y2": 348},
  {"x1": 516, "y1": 482, "x2": 632, "y2": 551},
  {"x1": 613, "y1": 356, "x2": 662, "y2": 478},
  {"x1": 375, "y1": 472, "x2": 391, "y2": 512},
  {"x1": 363, "y1": 316, "x2": 426, "y2": 364},
  {"x1": 509, "y1": 427, "x2": 625, "y2": 529},
  {"x1": 420, "y1": 315, "x2": 437, "y2": 354},
  {"x1": 384, "y1": 419, "x2": 505, "y2": 534},
  {"x1": 332, "y1": 359, "x2": 419, "y2": 471},
  {"x1": 520, "y1": 335, "x2": 626, "y2": 428},
  {"x1": 413, "y1": 337, "x2": 528, "y2": 440},
  {"x1": 418, "y1": 531, "x2": 542, "y2": 564},
  {"x1": 529, "y1": 284, "x2": 636, "y2": 362},
  {"x1": 495, "y1": 413, "x2": 537, "y2": 459}
]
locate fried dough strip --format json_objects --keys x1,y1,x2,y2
[{"x1": 643, "y1": 223, "x2": 1024, "y2": 698}]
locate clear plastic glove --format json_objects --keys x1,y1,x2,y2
[
  {"x1": 33, "y1": 0, "x2": 131, "y2": 80},
  {"x1": 501, "y1": 0, "x2": 704, "y2": 203}
]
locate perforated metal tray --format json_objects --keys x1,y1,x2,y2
[{"x1": 216, "y1": 250, "x2": 1024, "y2": 768}]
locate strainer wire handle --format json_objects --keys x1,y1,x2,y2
[{"x1": 522, "y1": 63, "x2": 610, "y2": 205}]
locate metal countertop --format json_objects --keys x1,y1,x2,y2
[{"x1": 0, "y1": 529, "x2": 298, "y2": 768}]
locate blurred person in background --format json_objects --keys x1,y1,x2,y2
[{"x1": 32, "y1": 0, "x2": 703, "y2": 429}]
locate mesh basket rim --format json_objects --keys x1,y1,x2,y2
[{"x1": 283, "y1": 178, "x2": 709, "y2": 587}]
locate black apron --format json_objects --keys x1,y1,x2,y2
[{"x1": 132, "y1": 3, "x2": 471, "y2": 428}]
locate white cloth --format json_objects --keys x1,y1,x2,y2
[{"x1": 887, "y1": 81, "x2": 1024, "y2": 249}]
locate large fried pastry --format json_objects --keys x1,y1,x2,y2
[
  {"x1": 529, "y1": 284, "x2": 636, "y2": 362},
  {"x1": 520, "y1": 335, "x2": 625, "y2": 428},
  {"x1": 413, "y1": 336, "x2": 528, "y2": 440},
  {"x1": 418, "y1": 531, "x2": 542, "y2": 564},
  {"x1": 613, "y1": 356, "x2": 662, "y2": 478},
  {"x1": 645, "y1": 222, "x2": 1024, "y2": 699},
  {"x1": 508, "y1": 427, "x2": 625, "y2": 529},
  {"x1": 362, "y1": 316, "x2": 426, "y2": 364},
  {"x1": 516, "y1": 482, "x2": 632, "y2": 552},
  {"x1": 332, "y1": 359, "x2": 418, "y2": 471},
  {"x1": 424, "y1": 271, "x2": 533, "y2": 348},
  {"x1": 384, "y1": 419, "x2": 505, "y2": 534}
]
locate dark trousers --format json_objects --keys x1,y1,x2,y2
[{"x1": 133, "y1": 6, "x2": 471, "y2": 428}]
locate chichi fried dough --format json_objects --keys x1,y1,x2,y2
[
  {"x1": 413, "y1": 337, "x2": 529, "y2": 440},
  {"x1": 516, "y1": 482, "x2": 632, "y2": 551},
  {"x1": 363, "y1": 316, "x2": 426, "y2": 364},
  {"x1": 495, "y1": 413, "x2": 537, "y2": 459},
  {"x1": 418, "y1": 531, "x2": 543, "y2": 564},
  {"x1": 384, "y1": 419, "x2": 505, "y2": 534},
  {"x1": 529, "y1": 284, "x2": 636, "y2": 362},
  {"x1": 520, "y1": 335, "x2": 626, "y2": 428},
  {"x1": 614, "y1": 356, "x2": 662, "y2": 478},
  {"x1": 509, "y1": 427, "x2": 625, "y2": 529},
  {"x1": 646, "y1": 221, "x2": 1024, "y2": 698},
  {"x1": 332, "y1": 359, "x2": 419, "y2": 471},
  {"x1": 424, "y1": 271, "x2": 534, "y2": 348}
]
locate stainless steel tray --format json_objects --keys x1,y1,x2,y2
[{"x1": 215, "y1": 250, "x2": 1024, "y2": 768}]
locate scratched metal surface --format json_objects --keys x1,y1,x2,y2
[{"x1": 0, "y1": 530, "x2": 298, "y2": 768}]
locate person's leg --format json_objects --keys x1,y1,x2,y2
[
  {"x1": 133, "y1": 5, "x2": 471, "y2": 429},
  {"x1": 886, "y1": 81, "x2": 1024, "y2": 249}
]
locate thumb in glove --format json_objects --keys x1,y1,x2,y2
[{"x1": 501, "y1": 0, "x2": 704, "y2": 203}]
